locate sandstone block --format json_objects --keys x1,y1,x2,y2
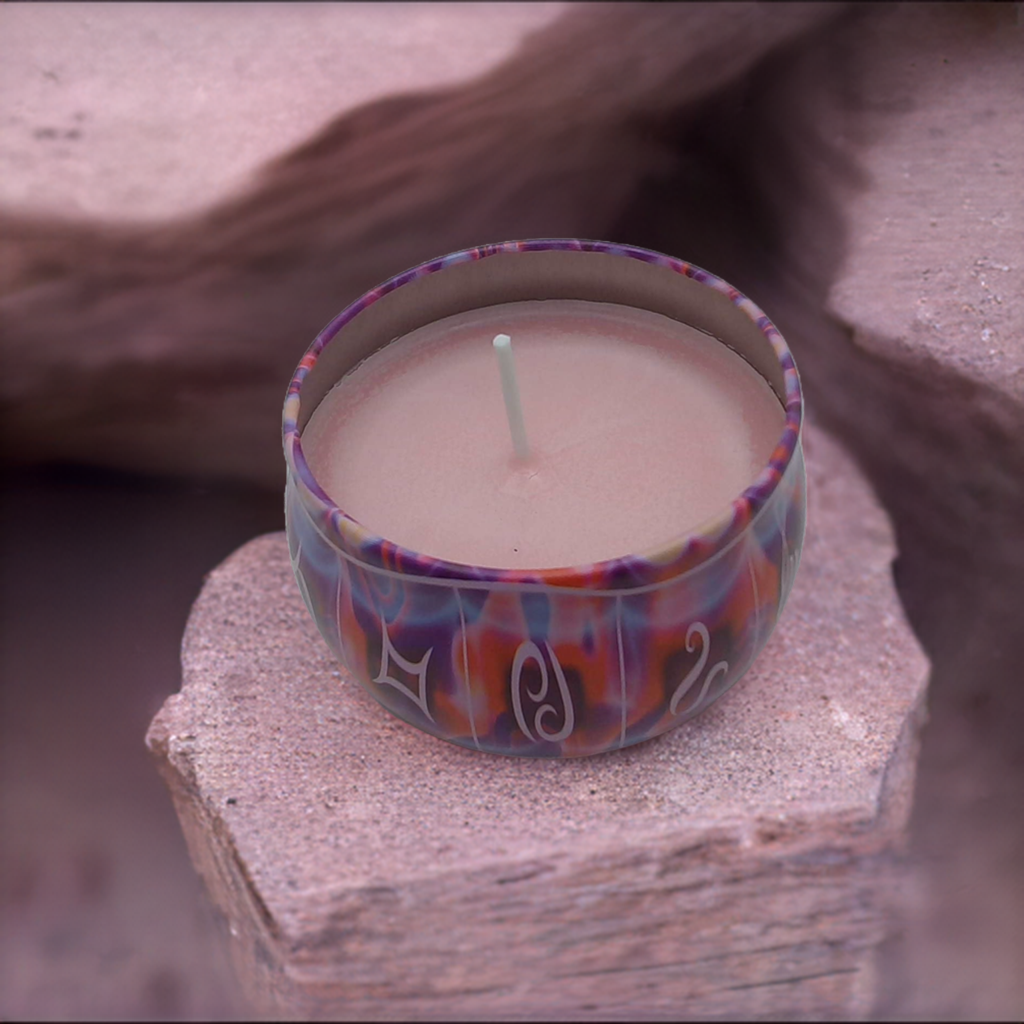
[
  {"x1": 828, "y1": 4, "x2": 1023, "y2": 403},
  {"x1": 818, "y1": 8, "x2": 1024, "y2": 1016},
  {"x1": 147, "y1": 425, "x2": 928, "y2": 1020},
  {"x1": 822, "y1": 4, "x2": 1024, "y2": 580}
]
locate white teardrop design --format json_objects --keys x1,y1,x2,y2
[
  {"x1": 373, "y1": 609, "x2": 435, "y2": 722},
  {"x1": 510, "y1": 640, "x2": 575, "y2": 743}
]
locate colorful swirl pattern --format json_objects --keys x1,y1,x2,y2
[{"x1": 283, "y1": 240, "x2": 805, "y2": 757}]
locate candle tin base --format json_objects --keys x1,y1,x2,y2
[{"x1": 284, "y1": 240, "x2": 805, "y2": 758}]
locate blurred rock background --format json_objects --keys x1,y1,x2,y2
[{"x1": 1, "y1": 3, "x2": 1021, "y2": 1018}]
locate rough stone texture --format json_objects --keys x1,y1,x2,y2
[
  {"x1": 828, "y1": 4, "x2": 1023, "y2": 401},
  {"x1": 0, "y1": 3, "x2": 566, "y2": 221},
  {"x1": 818, "y1": 3, "x2": 1024, "y2": 653},
  {"x1": 819, "y1": 8, "x2": 1024, "y2": 1018},
  {"x1": 147, "y1": 425, "x2": 929, "y2": 1021}
]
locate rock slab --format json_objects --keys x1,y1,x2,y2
[
  {"x1": 819, "y1": 8, "x2": 1024, "y2": 1017},
  {"x1": 147, "y1": 425, "x2": 928, "y2": 1020}
]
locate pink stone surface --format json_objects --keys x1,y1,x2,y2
[
  {"x1": 0, "y1": 3, "x2": 565, "y2": 221},
  {"x1": 148, "y1": 424, "x2": 928, "y2": 1019},
  {"x1": 817, "y1": 8, "x2": 1024, "y2": 1017},
  {"x1": 827, "y1": 4, "x2": 1024, "y2": 401}
]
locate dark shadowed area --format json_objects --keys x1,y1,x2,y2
[
  {"x1": 0, "y1": 467, "x2": 282, "y2": 1018},
  {"x1": 1, "y1": 2, "x2": 1022, "y2": 1019}
]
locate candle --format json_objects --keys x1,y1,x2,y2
[
  {"x1": 301, "y1": 300, "x2": 785, "y2": 569},
  {"x1": 284, "y1": 240, "x2": 805, "y2": 758}
]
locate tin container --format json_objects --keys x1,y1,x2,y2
[{"x1": 283, "y1": 240, "x2": 805, "y2": 757}]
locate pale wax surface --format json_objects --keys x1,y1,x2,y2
[{"x1": 302, "y1": 301, "x2": 785, "y2": 569}]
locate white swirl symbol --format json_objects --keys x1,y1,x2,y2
[
  {"x1": 510, "y1": 640, "x2": 575, "y2": 743},
  {"x1": 670, "y1": 622, "x2": 729, "y2": 716}
]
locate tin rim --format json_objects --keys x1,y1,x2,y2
[{"x1": 283, "y1": 239, "x2": 802, "y2": 590}]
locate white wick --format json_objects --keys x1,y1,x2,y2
[{"x1": 492, "y1": 333, "x2": 530, "y2": 460}]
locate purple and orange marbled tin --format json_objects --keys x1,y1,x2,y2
[{"x1": 283, "y1": 240, "x2": 805, "y2": 757}]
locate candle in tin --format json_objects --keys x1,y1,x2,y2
[{"x1": 284, "y1": 240, "x2": 805, "y2": 758}]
